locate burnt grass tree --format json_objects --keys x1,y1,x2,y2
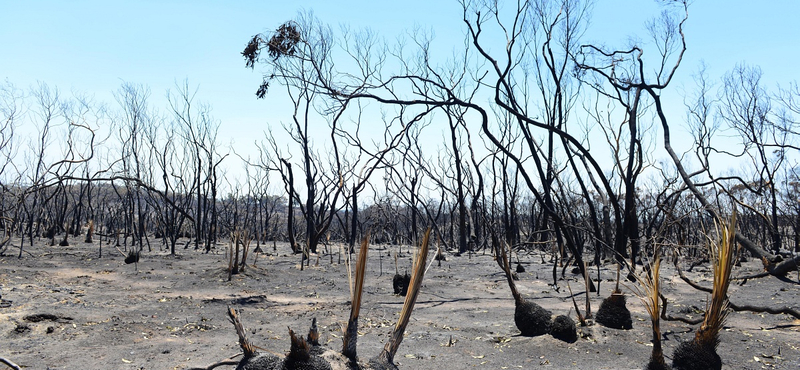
[
  {"x1": 494, "y1": 234, "x2": 577, "y2": 342},
  {"x1": 493, "y1": 234, "x2": 552, "y2": 338},
  {"x1": 549, "y1": 314, "x2": 578, "y2": 343},
  {"x1": 671, "y1": 216, "x2": 737, "y2": 370},
  {"x1": 632, "y1": 254, "x2": 670, "y2": 370},
  {"x1": 198, "y1": 229, "x2": 433, "y2": 370},
  {"x1": 595, "y1": 265, "x2": 633, "y2": 330},
  {"x1": 392, "y1": 252, "x2": 410, "y2": 296}
]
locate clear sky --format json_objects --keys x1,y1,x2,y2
[{"x1": 1, "y1": 0, "x2": 798, "y2": 186}]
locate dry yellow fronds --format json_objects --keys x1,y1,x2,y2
[
  {"x1": 635, "y1": 256, "x2": 662, "y2": 328},
  {"x1": 697, "y1": 212, "x2": 738, "y2": 347},
  {"x1": 343, "y1": 232, "x2": 370, "y2": 359},
  {"x1": 377, "y1": 227, "x2": 431, "y2": 364},
  {"x1": 350, "y1": 232, "x2": 370, "y2": 320},
  {"x1": 631, "y1": 252, "x2": 664, "y2": 364},
  {"x1": 395, "y1": 228, "x2": 431, "y2": 332}
]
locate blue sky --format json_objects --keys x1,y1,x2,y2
[{"x1": 1, "y1": 0, "x2": 798, "y2": 183}]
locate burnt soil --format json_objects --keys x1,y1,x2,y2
[{"x1": 1, "y1": 238, "x2": 799, "y2": 369}]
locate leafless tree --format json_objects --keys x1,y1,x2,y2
[
  {"x1": 168, "y1": 82, "x2": 228, "y2": 252},
  {"x1": 717, "y1": 64, "x2": 790, "y2": 253},
  {"x1": 636, "y1": 10, "x2": 800, "y2": 276},
  {"x1": 142, "y1": 105, "x2": 194, "y2": 254},
  {"x1": 0, "y1": 81, "x2": 22, "y2": 254}
]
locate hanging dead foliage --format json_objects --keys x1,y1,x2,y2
[{"x1": 267, "y1": 22, "x2": 301, "y2": 60}]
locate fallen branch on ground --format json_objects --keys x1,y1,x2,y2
[
  {"x1": 732, "y1": 271, "x2": 770, "y2": 282},
  {"x1": 658, "y1": 293, "x2": 703, "y2": 325},
  {"x1": 0, "y1": 356, "x2": 21, "y2": 370},
  {"x1": 675, "y1": 262, "x2": 800, "y2": 320}
]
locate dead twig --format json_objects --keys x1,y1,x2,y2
[
  {"x1": 0, "y1": 356, "x2": 21, "y2": 370},
  {"x1": 184, "y1": 354, "x2": 241, "y2": 370},
  {"x1": 583, "y1": 261, "x2": 592, "y2": 318},
  {"x1": 566, "y1": 281, "x2": 587, "y2": 326}
]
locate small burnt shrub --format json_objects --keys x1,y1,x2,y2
[
  {"x1": 124, "y1": 250, "x2": 140, "y2": 264},
  {"x1": 236, "y1": 328, "x2": 332, "y2": 370},
  {"x1": 13, "y1": 323, "x2": 30, "y2": 334},
  {"x1": 549, "y1": 314, "x2": 577, "y2": 343},
  {"x1": 392, "y1": 273, "x2": 410, "y2": 296},
  {"x1": 595, "y1": 293, "x2": 632, "y2": 330},
  {"x1": 44, "y1": 226, "x2": 57, "y2": 239},
  {"x1": 515, "y1": 299, "x2": 552, "y2": 336},
  {"x1": 671, "y1": 340, "x2": 721, "y2": 370}
]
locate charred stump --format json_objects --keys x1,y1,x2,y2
[
  {"x1": 595, "y1": 292, "x2": 633, "y2": 330},
  {"x1": 671, "y1": 340, "x2": 720, "y2": 370},
  {"x1": 493, "y1": 234, "x2": 552, "y2": 336},
  {"x1": 124, "y1": 250, "x2": 140, "y2": 264},
  {"x1": 514, "y1": 299, "x2": 552, "y2": 337},
  {"x1": 84, "y1": 220, "x2": 94, "y2": 243},
  {"x1": 549, "y1": 314, "x2": 577, "y2": 343}
]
